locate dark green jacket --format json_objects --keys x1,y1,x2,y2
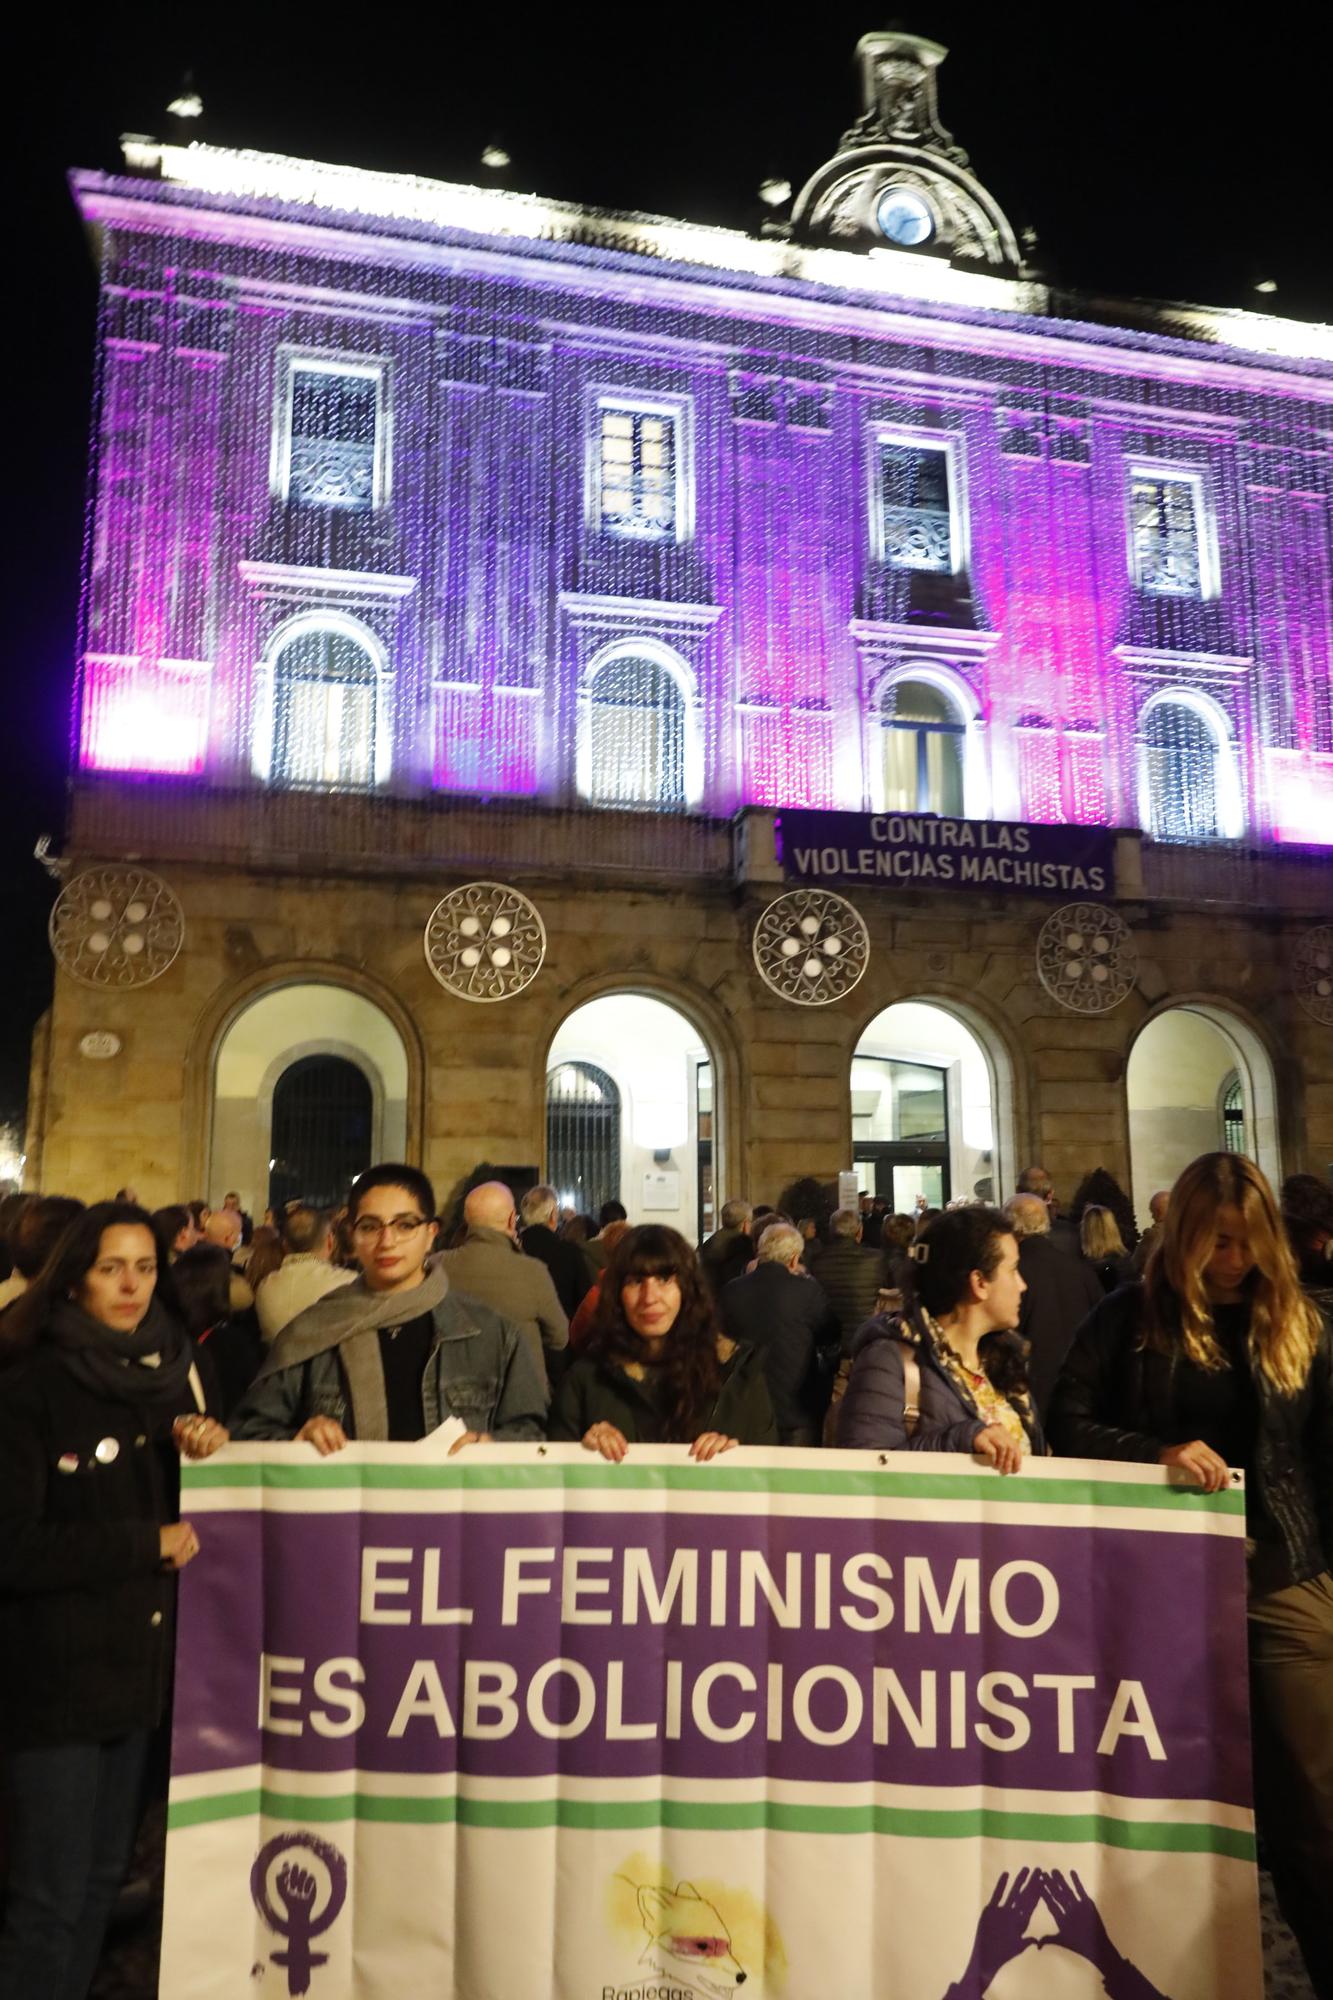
[{"x1": 549, "y1": 1341, "x2": 778, "y2": 1446}]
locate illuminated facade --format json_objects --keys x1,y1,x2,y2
[{"x1": 30, "y1": 32, "x2": 1333, "y2": 1220}]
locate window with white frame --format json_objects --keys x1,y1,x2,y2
[
  {"x1": 596, "y1": 405, "x2": 679, "y2": 540},
  {"x1": 1129, "y1": 469, "x2": 1211, "y2": 597},
  {"x1": 283, "y1": 360, "x2": 382, "y2": 510},
  {"x1": 877, "y1": 439, "x2": 956, "y2": 572},
  {"x1": 880, "y1": 678, "x2": 966, "y2": 814},
  {"x1": 1141, "y1": 700, "x2": 1222, "y2": 840},
  {"x1": 588, "y1": 655, "x2": 686, "y2": 810},
  {"x1": 272, "y1": 626, "x2": 379, "y2": 789}
]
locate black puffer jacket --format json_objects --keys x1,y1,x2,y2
[
  {"x1": 0, "y1": 1342, "x2": 209, "y2": 1748},
  {"x1": 1047, "y1": 1284, "x2": 1333, "y2": 1587}
]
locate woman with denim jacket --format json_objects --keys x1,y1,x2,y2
[
  {"x1": 1048, "y1": 1152, "x2": 1333, "y2": 1996},
  {"x1": 836, "y1": 1205, "x2": 1043, "y2": 1466}
]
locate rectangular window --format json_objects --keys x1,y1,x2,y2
[
  {"x1": 877, "y1": 440, "x2": 954, "y2": 572},
  {"x1": 283, "y1": 360, "x2": 382, "y2": 510},
  {"x1": 596, "y1": 405, "x2": 679, "y2": 540},
  {"x1": 1129, "y1": 469, "x2": 1210, "y2": 597}
]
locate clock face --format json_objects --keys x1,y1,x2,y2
[{"x1": 876, "y1": 186, "x2": 934, "y2": 247}]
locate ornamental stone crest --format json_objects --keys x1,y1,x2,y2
[
  {"x1": 424, "y1": 882, "x2": 546, "y2": 1004},
  {"x1": 1293, "y1": 925, "x2": 1333, "y2": 1027},
  {"x1": 752, "y1": 890, "x2": 870, "y2": 1006},
  {"x1": 1036, "y1": 903, "x2": 1137, "y2": 1015},
  {"x1": 49, "y1": 867, "x2": 184, "y2": 989}
]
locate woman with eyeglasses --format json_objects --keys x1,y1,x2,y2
[
  {"x1": 1048, "y1": 1153, "x2": 1333, "y2": 1996},
  {"x1": 227, "y1": 1164, "x2": 547, "y2": 1451}
]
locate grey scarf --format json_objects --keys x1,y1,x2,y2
[{"x1": 256, "y1": 1265, "x2": 450, "y2": 1443}]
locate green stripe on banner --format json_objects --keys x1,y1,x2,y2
[
  {"x1": 167, "y1": 1788, "x2": 1254, "y2": 1859},
  {"x1": 184, "y1": 1461, "x2": 1245, "y2": 1515}
]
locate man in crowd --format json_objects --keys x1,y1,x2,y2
[
  {"x1": 1004, "y1": 1192, "x2": 1103, "y2": 1417},
  {"x1": 230, "y1": 1163, "x2": 546, "y2": 1447},
  {"x1": 812, "y1": 1206, "x2": 886, "y2": 1357},
  {"x1": 1129, "y1": 1188, "x2": 1170, "y2": 1275},
  {"x1": 699, "y1": 1197, "x2": 753, "y2": 1297},
  {"x1": 442, "y1": 1181, "x2": 568, "y2": 1386},
  {"x1": 1015, "y1": 1165, "x2": 1080, "y2": 1256},
  {"x1": 719, "y1": 1221, "x2": 836, "y2": 1446},
  {"x1": 255, "y1": 1202, "x2": 356, "y2": 1343},
  {"x1": 584, "y1": 1200, "x2": 629, "y2": 1274},
  {"x1": 202, "y1": 1206, "x2": 254, "y2": 1314},
  {"x1": 518, "y1": 1184, "x2": 594, "y2": 1318}
]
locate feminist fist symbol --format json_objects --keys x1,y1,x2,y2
[{"x1": 250, "y1": 1833, "x2": 348, "y2": 1997}]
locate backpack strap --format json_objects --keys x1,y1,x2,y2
[{"x1": 894, "y1": 1338, "x2": 922, "y2": 1438}]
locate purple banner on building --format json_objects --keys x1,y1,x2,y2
[{"x1": 776, "y1": 809, "x2": 1117, "y2": 896}]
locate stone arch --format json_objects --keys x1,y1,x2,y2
[
  {"x1": 1135, "y1": 686, "x2": 1244, "y2": 840},
  {"x1": 848, "y1": 983, "x2": 1026, "y2": 1204},
  {"x1": 181, "y1": 961, "x2": 427, "y2": 1203},
  {"x1": 538, "y1": 969, "x2": 742, "y2": 1225},
  {"x1": 252, "y1": 608, "x2": 393, "y2": 788},
  {"x1": 1126, "y1": 996, "x2": 1282, "y2": 1221}
]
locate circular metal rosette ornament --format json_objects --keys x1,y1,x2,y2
[
  {"x1": 1293, "y1": 925, "x2": 1333, "y2": 1027},
  {"x1": 752, "y1": 890, "x2": 870, "y2": 1006},
  {"x1": 49, "y1": 867, "x2": 184, "y2": 989},
  {"x1": 1036, "y1": 902, "x2": 1136, "y2": 1015},
  {"x1": 424, "y1": 882, "x2": 547, "y2": 1004}
]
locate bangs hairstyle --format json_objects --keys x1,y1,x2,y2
[
  {"x1": 1144, "y1": 1153, "x2": 1321, "y2": 1394},
  {"x1": 589, "y1": 1224, "x2": 722, "y2": 1440}
]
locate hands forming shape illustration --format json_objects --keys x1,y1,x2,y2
[{"x1": 944, "y1": 1866, "x2": 1169, "y2": 2000}]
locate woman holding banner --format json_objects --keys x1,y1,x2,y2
[
  {"x1": 1048, "y1": 1152, "x2": 1333, "y2": 1996},
  {"x1": 550, "y1": 1224, "x2": 778, "y2": 1457},
  {"x1": 835, "y1": 1205, "x2": 1042, "y2": 1466},
  {"x1": 0, "y1": 1200, "x2": 226, "y2": 2000}
]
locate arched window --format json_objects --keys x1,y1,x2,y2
[
  {"x1": 1141, "y1": 700, "x2": 1222, "y2": 841},
  {"x1": 546, "y1": 1061, "x2": 621, "y2": 1218},
  {"x1": 272, "y1": 626, "x2": 379, "y2": 789},
  {"x1": 269, "y1": 1054, "x2": 373, "y2": 1211},
  {"x1": 588, "y1": 655, "x2": 686, "y2": 810},
  {"x1": 1221, "y1": 1072, "x2": 1246, "y2": 1154},
  {"x1": 881, "y1": 678, "x2": 965, "y2": 815}
]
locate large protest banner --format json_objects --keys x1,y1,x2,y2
[{"x1": 162, "y1": 1446, "x2": 1260, "y2": 2000}]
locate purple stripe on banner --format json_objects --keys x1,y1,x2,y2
[{"x1": 172, "y1": 1508, "x2": 1252, "y2": 1809}]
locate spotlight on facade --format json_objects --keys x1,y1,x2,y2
[
  {"x1": 481, "y1": 142, "x2": 511, "y2": 171},
  {"x1": 758, "y1": 177, "x2": 792, "y2": 207}
]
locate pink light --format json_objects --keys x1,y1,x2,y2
[
  {"x1": 80, "y1": 657, "x2": 209, "y2": 776},
  {"x1": 1267, "y1": 751, "x2": 1333, "y2": 846}
]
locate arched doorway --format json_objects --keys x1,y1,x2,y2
[
  {"x1": 1126, "y1": 1004, "x2": 1281, "y2": 1227},
  {"x1": 545, "y1": 995, "x2": 717, "y2": 1241},
  {"x1": 270, "y1": 1055, "x2": 374, "y2": 1211},
  {"x1": 208, "y1": 983, "x2": 409, "y2": 1213},
  {"x1": 852, "y1": 1001, "x2": 1002, "y2": 1210}
]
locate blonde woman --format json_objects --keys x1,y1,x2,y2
[
  {"x1": 1049, "y1": 1153, "x2": 1333, "y2": 1995},
  {"x1": 1079, "y1": 1203, "x2": 1132, "y2": 1293}
]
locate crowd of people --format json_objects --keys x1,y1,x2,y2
[{"x1": 0, "y1": 1153, "x2": 1330, "y2": 1996}]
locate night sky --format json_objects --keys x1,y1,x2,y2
[{"x1": 7, "y1": 5, "x2": 1329, "y2": 1138}]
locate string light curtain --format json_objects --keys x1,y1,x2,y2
[{"x1": 70, "y1": 148, "x2": 1333, "y2": 888}]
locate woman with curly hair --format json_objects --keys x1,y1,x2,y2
[
  {"x1": 549, "y1": 1224, "x2": 777, "y2": 1460},
  {"x1": 1048, "y1": 1152, "x2": 1333, "y2": 1995}
]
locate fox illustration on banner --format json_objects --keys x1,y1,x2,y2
[{"x1": 160, "y1": 1444, "x2": 1260, "y2": 1999}]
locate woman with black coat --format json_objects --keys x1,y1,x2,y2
[
  {"x1": 836, "y1": 1205, "x2": 1043, "y2": 1467},
  {"x1": 0, "y1": 1200, "x2": 226, "y2": 1999},
  {"x1": 1048, "y1": 1153, "x2": 1333, "y2": 1997},
  {"x1": 550, "y1": 1224, "x2": 778, "y2": 1458}
]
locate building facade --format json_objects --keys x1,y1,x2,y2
[{"x1": 31, "y1": 33, "x2": 1333, "y2": 1229}]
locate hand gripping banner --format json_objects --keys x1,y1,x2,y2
[{"x1": 162, "y1": 1446, "x2": 1261, "y2": 1999}]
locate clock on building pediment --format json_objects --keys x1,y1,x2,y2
[{"x1": 790, "y1": 31, "x2": 1021, "y2": 272}]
